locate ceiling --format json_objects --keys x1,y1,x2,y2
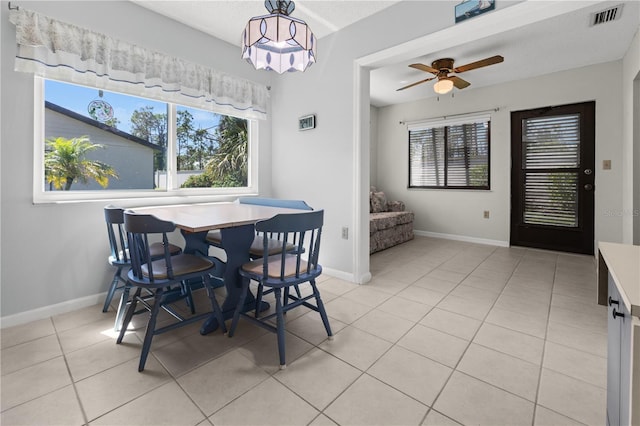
[{"x1": 134, "y1": 1, "x2": 639, "y2": 107}]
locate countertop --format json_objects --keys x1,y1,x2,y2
[{"x1": 598, "y1": 241, "x2": 640, "y2": 317}]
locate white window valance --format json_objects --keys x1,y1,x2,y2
[{"x1": 9, "y1": 7, "x2": 269, "y2": 120}]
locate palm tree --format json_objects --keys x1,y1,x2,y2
[
  {"x1": 44, "y1": 136, "x2": 118, "y2": 190},
  {"x1": 207, "y1": 116, "x2": 248, "y2": 185}
]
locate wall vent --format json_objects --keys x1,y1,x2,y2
[{"x1": 590, "y1": 4, "x2": 623, "y2": 26}]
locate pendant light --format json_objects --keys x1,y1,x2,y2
[{"x1": 241, "y1": 0, "x2": 316, "y2": 73}]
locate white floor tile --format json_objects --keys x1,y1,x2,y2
[
  {"x1": 368, "y1": 345, "x2": 452, "y2": 406},
  {"x1": 434, "y1": 371, "x2": 535, "y2": 426},
  {"x1": 398, "y1": 324, "x2": 468, "y2": 368},
  {"x1": 209, "y1": 377, "x2": 319, "y2": 425},
  {"x1": 537, "y1": 368, "x2": 606, "y2": 425},
  {"x1": 324, "y1": 374, "x2": 428, "y2": 426},
  {"x1": 457, "y1": 343, "x2": 540, "y2": 401}
]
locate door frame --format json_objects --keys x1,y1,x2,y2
[{"x1": 510, "y1": 101, "x2": 596, "y2": 255}]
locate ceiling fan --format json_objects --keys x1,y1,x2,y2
[{"x1": 397, "y1": 55, "x2": 504, "y2": 94}]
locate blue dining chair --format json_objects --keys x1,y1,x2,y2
[
  {"x1": 205, "y1": 197, "x2": 312, "y2": 259},
  {"x1": 116, "y1": 210, "x2": 227, "y2": 372},
  {"x1": 103, "y1": 205, "x2": 183, "y2": 330},
  {"x1": 227, "y1": 210, "x2": 332, "y2": 369}
]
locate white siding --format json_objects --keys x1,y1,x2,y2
[{"x1": 45, "y1": 109, "x2": 156, "y2": 190}]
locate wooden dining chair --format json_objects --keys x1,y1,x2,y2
[
  {"x1": 227, "y1": 210, "x2": 332, "y2": 369},
  {"x1": 205, "y1": 197, "x2": 312, "y2": 259},
  {"x1": 116, "y1": 211, "x2": 227, "y2": 371},
  {"x1": 103, "y1": 205, "x2": 183, "y2": 330}
]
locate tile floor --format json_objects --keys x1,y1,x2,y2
[{"x1": 1, "y1": 236, "x2": 608, "y2": 425}]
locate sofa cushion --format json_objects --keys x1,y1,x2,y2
[
  {"x1": 387, "y1": 200, "x2": 405, "y2": 212},
  {"x1": 370, "y1": 191, "x2": 388, "y2": 213},
  {"x1": 370, "y1": 211, "x2": 414, "y2": 233},
  {"x1": 370, "y1": 222, "x2": 414, "y2": 254}
]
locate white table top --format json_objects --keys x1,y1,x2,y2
[
  {"x1": 599, "y1": 241, "x2": 640, "y2": 317},
  {"x1": 131, "y1": 202, "x2": 304, "y2": 233}
]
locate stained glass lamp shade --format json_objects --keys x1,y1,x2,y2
[{"x1": 242, "y1": 0, "x2": 316, "y2": 74}]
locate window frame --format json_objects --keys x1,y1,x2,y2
[
  {"x1": 33, "y1": 77, "x2": 260, "y2": 204},
  {"x1": 408, "y1": 114, "x2": 491, "y2": 191}
]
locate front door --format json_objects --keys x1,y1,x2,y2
[{"x1": 510, "y1": 101, "x2": 595, "y2": 254}]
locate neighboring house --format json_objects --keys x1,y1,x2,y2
[{"x1": 44, "y1": 101, "x2": 161, "y2": 190}]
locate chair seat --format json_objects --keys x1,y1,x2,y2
[
  {"x1": 150, "y1": 242, "x2": 182, "y2": 258},
  {"x1": 142, "y1": 253, "x2": 214, "y2": 279},
  {"x1": 109, "y1": 242, "x2": 181, "y2": 266},
  {"x1": 241, "y1": 254, "x2": 311, "y2": 280},
  {"x1": 206, "y1": 230, "x2": 296, "y2": 257}
]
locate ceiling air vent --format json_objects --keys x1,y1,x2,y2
[{"x1": 590, "y1": 4, "x2": 623, "y2": 26}]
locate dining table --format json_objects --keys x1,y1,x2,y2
[{"x1": 130, "y1": 201, "x2": 305, "y2": 335}]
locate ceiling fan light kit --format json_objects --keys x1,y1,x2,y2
[
  {"x1": 433, "y1": 78, "x2": 454, "y2": 94},
  {"x1": 397, "y1": 55, "x2": 504, "y2": 95},
  {"x1": 241, "y1": 0, "x2": 316, "y2": 74}
]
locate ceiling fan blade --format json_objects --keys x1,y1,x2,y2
[
  {"x1": 453, "y1": 55, "x2": 504, "y2": 73},
  {"x1": 449, "y1": 75, "x2": 471, "y2": 89},
  {"x1": 409, "y1": 63, "x2": 439, "y2": 74},
  {"x1": 396, "y1": 76, "x2": 437, "y2": 91}
]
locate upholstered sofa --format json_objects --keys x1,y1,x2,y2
[{"x1": 369, "y1": 187, "x2": 414, "y2": 254}]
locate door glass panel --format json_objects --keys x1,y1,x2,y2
[
  {"x1": 523, "y1": 172, "x2": 578, "y2": 227},
  {"x1": 523, "y1": 114, "x2": 580, "y2": 169}
]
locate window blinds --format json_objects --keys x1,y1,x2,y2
[{"x1": 408, "y1": 111, "x2": 491, "y2": 189}]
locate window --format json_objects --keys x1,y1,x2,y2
[
  {"x1": 36, "y1": 78, "x2": 257, "y2": 202},
  {"x1": 408, "y1": 113, "x2": 490, "y2": 190}
]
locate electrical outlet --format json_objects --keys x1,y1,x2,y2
[
  {"x1": 603, "y1": 159, "x2": 611, "y2": 170},
  {"x1": 483, "y1": 210, "x2": 490, "y2": 219},
  {"x1": 341, "y1": 227, "x2": 349, "y2": 240}
]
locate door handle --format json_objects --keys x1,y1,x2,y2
[
  {"x1": 613, "y1": 308, "x2": 625, "y2": 319},
  {"x1": 584, "y1": 184, "x2": 594, "y2": 191},
  {"x1": 609, "y1": 296, "x2": 619, "y2": 306},
  {"x1": 584, "y1": 169, "x2": 593, "y2": 175}
]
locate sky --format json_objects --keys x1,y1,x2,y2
[{"x1": 45, "y1": 79, "x2": 221, "y2": 135}]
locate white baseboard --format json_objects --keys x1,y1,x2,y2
[
  {"x1": 321, "y1": 266, "x2": 356, "y2": 283},
  {"x1": 1, "y1": 293, "x2": 107, "y2": 329},
  {"x1": 414, "y1": 230, "x2": 509, "y2": 247},
  {"x1": 0, "y1": 269, "x2": 359, "y2": 328}
]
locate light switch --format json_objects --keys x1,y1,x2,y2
[{"x1": 603, "y1": 160, "x2": 611, "y2": 170}]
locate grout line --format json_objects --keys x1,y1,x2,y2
[
  {"x1": 54, "y1": 325, "x2": 90, "y2": 426},
  {"x1": 530, "y1": 250, "x2": 559, "y2": 426}
]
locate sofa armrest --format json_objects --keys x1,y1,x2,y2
[{"x1": 387, "y1": 200, "x2": 405, "y2": 212}]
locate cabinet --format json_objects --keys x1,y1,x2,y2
[
  {"x1": 599, "y1": 243, "x2": 640, "y2": 426},
  {"x1": 606, "y1": 274, "x2": 634, "y2": 426}
]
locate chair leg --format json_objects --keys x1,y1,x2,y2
[
  {"x1": 310, "y1": 280, "x2": 333, "y2": 338},
  {"x1": 254, "y1": 283, "x2": 264, "y2": 319},
  {"x1": 205, "y1": 276, "x2": 227, "y2": 334},
  {"x1": 114, "y1": 285, "x2": 131, "y2": 331},
  {"x1": 293, "y1": 284, "x2": 302, "y2": 299},
  {"x1": 117, "y1": 287, "x2": 141, "y2": 344},
  {"x1": 228, "y1": 280, "x2": 250, "y2": 338},
  {"x1": 138, "y1": 288, "x2": 163, "y2": 372},
  {"x1": 103, "y1": 268, "x2": 123, "y2": 312},
  {"x1": 273, "y1": 288, "x2": 287, "y2": 369},
  {"x1": 183, "y1": 282, "x2": 196, "y2": 315}
]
